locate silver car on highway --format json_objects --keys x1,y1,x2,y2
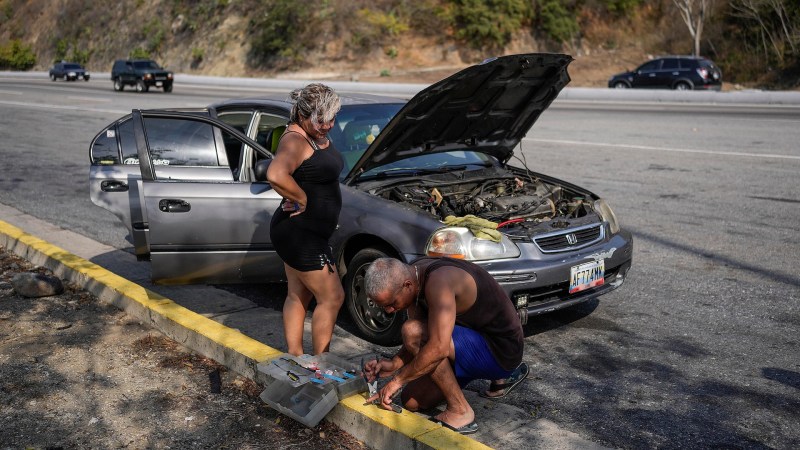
[{"x1": 88, "y1": 53, "x2": 633, "y2": 344}]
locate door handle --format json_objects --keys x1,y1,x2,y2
[
  {"x1": 100, "y1": 180, "x2": 129, "y2": 192},
  {"x1": 158, "y1": 199, "x2": 191, "y2": 213}
]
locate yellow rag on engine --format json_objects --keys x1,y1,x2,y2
[{"x1": 443, "y1": 215, "x2": 502, "y2": 243}]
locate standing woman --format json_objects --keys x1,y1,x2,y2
[{"x1": 267, "y1": 83, "x2": 345, "y2": 355}]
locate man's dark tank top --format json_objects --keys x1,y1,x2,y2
[{"x1": 413, "y1": 257, "x2": 524, "y2": 371}]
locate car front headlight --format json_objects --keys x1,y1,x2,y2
[
  {"x1": 426, "y1": 227, "x2": 520, "y2": 261},
  {"x1": 594, "y1": 199, "x2": 620, "y2": 234},
  {"x1": 144, "y1": 73, "x2": 153, "y2": 80}
]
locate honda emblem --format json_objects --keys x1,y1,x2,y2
[{"x1": 566, "y1": 233, "x2": 578, "y2": 245}]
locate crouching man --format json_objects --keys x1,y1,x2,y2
[{"x1": 363, "y1": 257, "x2": 529, "y2": 435}]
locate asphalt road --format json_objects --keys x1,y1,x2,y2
[{"x1": 1, "y1": 76, "x2": 799, "y2": 449}]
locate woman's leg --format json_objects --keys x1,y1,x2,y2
[
  {"x1": 283, "y1": 263, "x2": 313, "y2": 356},
  {"x1": 295, "y1": 264, "x2": 345, "y2": 354}
]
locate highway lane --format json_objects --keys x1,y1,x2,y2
[{"x1": 1, "y1": 78, "x2": 799, "y2": 448}]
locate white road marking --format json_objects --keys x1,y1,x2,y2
[
  {"x1": 0, "y1": 89, "x2": 22, "y2": 95},
  {"x1": 527, "y1": 138, "x2": 800, "y2": 161},
  {"x1": 67, "y1": 96, "x2": 111, "y2": 102}
]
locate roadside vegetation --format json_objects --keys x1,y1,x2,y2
[{"x1": 0, "y1": 0, "x2": 797, "y2": 88}]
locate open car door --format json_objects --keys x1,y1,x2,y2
[{"x1": 131, "y1": 110, "x2": 284, "y2": 284}]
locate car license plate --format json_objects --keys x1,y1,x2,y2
[
  {"x1": 156, "y1": 81, "x2": 163, "y2": 87},
  {"x1": 569, "y1": 260, "x2": 605, "y2": 294}
]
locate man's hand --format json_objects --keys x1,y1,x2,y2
[
  {"x1": 366, "y1": 377, "x2": 403, "y2": 411},
  {"x1": 363, "y1": 357, "x2": 396, "y2": 382}
]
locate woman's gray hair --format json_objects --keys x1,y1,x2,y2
[
  {"x1": 288, "y1": 83, "x2": 341, "y2": 130},
  {"x1": 365, "y1": 258, "x2": 409, "y2": 300}
]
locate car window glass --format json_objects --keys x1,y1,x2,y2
[
  {"x1": 143, "y1": 117, "x2": 219, "y2": 166},
  {"x1": 331, "y1": 103, "x2": 403, "y2": 177},
  {"x1": 639, "y1": 60, "x2": 660, "y2": 72},
  {"x1": 217, "y1": 112, "x2": 254, "y2": 173},
  {"x1": 217, "y1": 112, "x2": 253, "y2": 133},
  {"x1": 90, "y1": 126, "x2": 120, "y2": 165},
  {"x1": 255, "y1": 113, "x2": 289, "y2": 152},
  {"x1": 119, "y1": 119, "x2": 139, "y2": 164},
  {"x1": 661, "y1": 59, "x2": 679, "y2": 70}
]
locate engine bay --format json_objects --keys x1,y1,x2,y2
[{"x1": 371, "y1": 170, "x2": 602, "y2": 238}]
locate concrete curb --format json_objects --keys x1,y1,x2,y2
[{"x1": 0, "y1": 218, "x2": 490, "y2": 450}]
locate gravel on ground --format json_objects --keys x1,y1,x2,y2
[{"x1": 0, "y1": 245, "x2": 366, "y2": 449}]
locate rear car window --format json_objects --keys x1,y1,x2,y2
[
  {"x1": 90, "y1": 127, "x2": 121, "y2": 165},
  {"x1": 142, "y1": 117, "x2": 220, "y2": 166},
  {"x1": 661, "y1": 59, "x2": 679, "y2": 70}
]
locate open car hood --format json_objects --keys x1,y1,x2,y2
[{"x1": 344, "y1": 53, "x2": 573, "y2": 183}]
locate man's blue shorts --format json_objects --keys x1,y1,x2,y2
[{"x1": 452, "y1": 325, "x2": 513, "y2": 387}]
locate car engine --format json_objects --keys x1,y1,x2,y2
[{"x1": 373, "y1": 172, "x2": 601, "y2": 237}]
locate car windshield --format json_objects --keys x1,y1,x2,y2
[
  {"x1": 330, "y1": 103, "x2": 399, "y2": 178},
  {"x1": 133, "y1": 61, "x2": 161, "y2": 70},
  {"x1": 64, "y1": 64, "x2": 81, "y2": 69},
  {"x1": 331, "y1": 103, "x2": 497, "y2": 180}
]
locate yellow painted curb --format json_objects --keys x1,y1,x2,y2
[
  {"x1": 339, "y1": 395, "x2": 492, "y2": 450},
  {"x1": 1, "y1": 218, "x2": 493, "y2": 449},
  {"x1": 0, "y1": 219, "x2": 281, "y2": 363}
]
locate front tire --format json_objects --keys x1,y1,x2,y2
[
  {"x1": 136, "y1": 79, "x2": 148, "y2": 93},
  {"x1": 344, "y1": 248, "x2": 405, "y2": 345},
  {"x1": 50, "y1": 74, "x2": 56, "y2": 81},
  {"x1": 113, "y1": 78, "x2": 123, "y2": 91},
  {"x1": 163, "y1": 83, "x2": 173, "y2": 93},
  {"x1": 613, "y1": 81, "x2": 629, "y2": 89}
]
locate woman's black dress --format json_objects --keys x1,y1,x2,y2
[{"x1": 270, "y1": 132, "x2": 344, "y2": 272}]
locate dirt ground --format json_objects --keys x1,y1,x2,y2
[{"x1": 0, "y1": 246, "x2": 366, "y2": 450}]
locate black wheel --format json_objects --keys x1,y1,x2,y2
[
  {"x1": 49, "y1": 73, "x2": 56, "y2": 81},
  {"x1": 344, "y1": 248, "x2": 405, "y2": 345},
  {"x1": 113, "y1": 78, "x2": 123, "y2": 91},
  {"x1": 674, "y1": 81, "x2": 691, "y2": 91},
  {"x1": 163, "y1": 83, "x2": 173, "y2": 93},
  {"x1": 136, "y1": 79, "x2": 148, "y2": 93},
  {"x1": 613, "y1": 81, "x2": 629, "y2": 89},
  {"x1": 83, "y1": 76, "x2": 90, "y2": 81}
]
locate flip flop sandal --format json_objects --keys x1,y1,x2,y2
[
  {"x1": 479, "y1": 361, "x2": 529, "y2": 399},
  {"x1": 429, "y1": 417, "x2": 479, "y2": 435}
]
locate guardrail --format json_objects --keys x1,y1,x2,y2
[{"x1": 5, "y1": 70, "x2": 800, "y2": 105}]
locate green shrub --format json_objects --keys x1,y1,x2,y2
[
  {"x1": 69, "y1": 47, "x2": 91, "y2": 66},
  {"x1": 54, "y1": 38, "x2": 68, "y2": 63},
  {"x1": 248, "y1": 0, "x2": 313, "y2": 66},
  {"x1": 350, "y1": 8, "x2": 410, "y2": 49},
  {"x1": 191, "y1": 47, "x2": 204, "y2": 63},
  {"x1": 449, "y1": 0, "x2": 530, "y2": 49},
  {"x1": 129, "y1": 47, "x2": 150, "y2": 59},
  {"x1": 0, "y1": 40, "x2": 36, "y2": 70},
  {"x1": 539, "y1": 0, "x2": 579, "y2": 43},
  {"x1": 602, "y1": 0, "x2": 641, "y2": 17}
]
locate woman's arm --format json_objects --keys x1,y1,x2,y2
[{"x1": 266, "y1": 132, "x2": 312, "y2": 213}]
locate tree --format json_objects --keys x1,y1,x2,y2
[
  {"x1": 730, "y1": 0, "x2": 798, "y2": 66},
  {"x1": 672, "y1": 0, "x2": 716, "y2": 56}
]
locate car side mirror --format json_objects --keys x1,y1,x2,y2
[{"x1": 254, "y1": 158, "x2": 271, "y2": 182}]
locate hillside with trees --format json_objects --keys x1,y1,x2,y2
[{"x1": 0, "y1": 0, "x2": 797, "y2": 89}]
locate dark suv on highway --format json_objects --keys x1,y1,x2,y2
[
  {"x1": 608, "y1": 56, "x2": 722, "y2": 91},
  {"x1": 111, "y1": 59, "x2": 173, "y2": 93},
  {"x1": 49, "y1": 61, "x2": 90, "y2": 81}
]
